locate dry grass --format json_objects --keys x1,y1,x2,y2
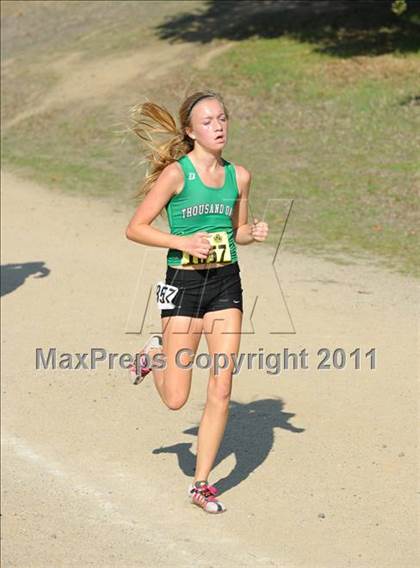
[{"x1": 317, "y1": 53, "x2": 420, "y2": 84}]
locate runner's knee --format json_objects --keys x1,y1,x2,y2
[
  {"x1": 208, "y1": 376, "x2": 232, "y2": 403},
  {"x1": 165, "y1": 395, "x2": 188, "y2": 411}
]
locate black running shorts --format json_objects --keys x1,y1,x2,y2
[{"x1": 159, "y1": 262, "x2": 243, "y2": 319}]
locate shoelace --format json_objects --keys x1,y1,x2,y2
[
  {"x1": 128, "y1": 353, "x2": 150, "y2": 378},
  {"x1": 193, "y1": 484, "x2": 219, "y2": 502},
  {"x1": 138, "y1": 353, "x2": 149, "y2": 369}
]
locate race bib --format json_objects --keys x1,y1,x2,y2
[
  {"x1": 181, "y1": 231, "x2": 231, "y2": 266},
  {"x1": 156, "y1": 281, "x2": 179, "y2": 310}
]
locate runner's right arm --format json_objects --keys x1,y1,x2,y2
[{"x1": 125, "y1": 163, "x2": 211, "y2": 259}]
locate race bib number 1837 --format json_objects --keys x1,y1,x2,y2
[{"x1": 181, "y1": 231, "x2": 231, "y2": 266}]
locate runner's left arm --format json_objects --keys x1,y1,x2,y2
[{"x1": 232, "y1": 165, "x2": 254, "y2": 245}]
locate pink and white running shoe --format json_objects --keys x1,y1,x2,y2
[
  {"x1": 188, "y1": 480, "x2": 226, "y2": 514},
  {"x1": 129, "y1": 334, "x2": 162, "y2": 385}
]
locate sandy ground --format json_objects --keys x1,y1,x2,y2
[{"x1": 1, "y1": 168, "x2": 418, "y2": 567}]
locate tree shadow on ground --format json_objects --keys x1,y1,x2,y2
[
  {"x1": 156, "y1": 0, "x2": 420, "y2": 57},
  {"x1": 0, "y1": 262, "x2": 50, "y2": 297}
]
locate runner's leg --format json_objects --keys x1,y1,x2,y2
[
  {"x1": 194, "y1": 308, "x2": 242, "y2": 482},
  {"x1": 149, "y1": 315, "x2": 203, "y2": 410}
]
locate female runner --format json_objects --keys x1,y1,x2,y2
[{"x1": 126, "y1": 90, "x2": 268, "y2": 514}]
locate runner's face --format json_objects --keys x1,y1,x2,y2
[{"x1": 187, "y1": 99, "x2": 228, "y2": 150}]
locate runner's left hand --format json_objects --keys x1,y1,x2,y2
[{"x1": 250, "y1": 218, "x2": 269, "y2": 242}]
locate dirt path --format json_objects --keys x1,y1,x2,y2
[
  {"x1": 2, "y1": 36, "x2": 235, "y2": 131},
  {"x1": 1, "y1": 169, "x2": 418, "y2": 567}
]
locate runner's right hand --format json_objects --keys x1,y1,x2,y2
[{"x1": 181, "y1": 232, "x2": 212, "y2": 259}]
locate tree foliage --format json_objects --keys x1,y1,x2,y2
[{"x1": 392, "y1": 0, "x2": 407, "y2": 15}]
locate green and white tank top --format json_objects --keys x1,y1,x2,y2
[{"x1": 165, "y1": 154, "x2": 239, "y2": 267}]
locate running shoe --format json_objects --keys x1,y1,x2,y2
[
  {"x1": 187, "y1": 480, "x2": 226, "y2": 514},
  {"x1": 129, "y1": 334, "x2": 162, "y2": 385}
]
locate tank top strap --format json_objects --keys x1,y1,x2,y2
[
  {"x1": 177, "y1": 155, "x2": 195, "y2": 178},
  {"x1": 223, "y1": 159, "x2": 239, "y2": 195}
]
